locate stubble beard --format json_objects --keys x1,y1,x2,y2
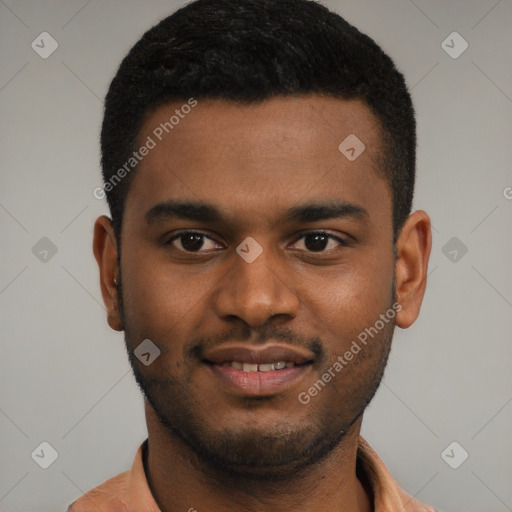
[{"x1": 118, "y1": 271, "x2": 395, "y2": 481}]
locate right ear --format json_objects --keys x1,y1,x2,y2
[{"x1": 92, "y1": 215, "x2": 123, "y2": 331}]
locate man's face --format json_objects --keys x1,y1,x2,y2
[{"x1": 119, "y1": 96, "x2": 396, "y2": 477}]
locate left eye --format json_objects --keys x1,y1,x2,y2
[{"x1": 290, "y1": 232, "x2": 348, "y2": 252}]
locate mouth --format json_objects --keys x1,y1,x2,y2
[
  {"x1": 203, "y1": 343, "x2": 315, "y2": 396},
  {"x1": 216, "y1": 360, "x2": 299, "y2": 371}
]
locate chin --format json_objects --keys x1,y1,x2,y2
[
  {"x1": 152, "y1": 401, "x2": 352, "y2": 482},
  {"x1": 198, "y1": 427, "x2": 348, "y2": 482}
]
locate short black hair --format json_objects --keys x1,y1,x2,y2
[{"x1": 101, "y1": 0, "x2": 416, "y2": 243}]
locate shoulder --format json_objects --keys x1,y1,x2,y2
[
  {"x1": 357, "y1": 436, "x2": 440, "y2": 512},
  {"x1": 67, "y1": 470, "x2": 130, "y2": 512},
  {"x1": 395, "y1": 486, "x2": 441, "y2": 512}
]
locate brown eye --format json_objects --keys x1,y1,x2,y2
[
  {"x1": 168, "y1": 232, "x2": 221, "y2": 253},
  {"x1": 291, "y1": 231, "x2": 348, "y2": 253},
  {"x1": 304, "y1": 233, "x2": 329, "y2": 252}
]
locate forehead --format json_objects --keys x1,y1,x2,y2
[{"x1": 124, "y1": 95, "x2": 391, "y2": 231}]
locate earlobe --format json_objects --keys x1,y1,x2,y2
[
  {"x1": 93, "y1": 215, "x2": 124, "y2": 332},
  {"x1": 394, "y1": 210, "x2": 432, "y2": 329}
]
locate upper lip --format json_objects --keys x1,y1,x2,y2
[{"x1": 203, "y1": 343, "x2": 315, "y2": 365}]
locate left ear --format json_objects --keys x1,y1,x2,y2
[{"x1": 394, "y1": 210, "x2": 432, "y2": 329}]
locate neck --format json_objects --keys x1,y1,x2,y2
[{"x1": 144, "y1": 402, "x2": 372, "y2": 512}]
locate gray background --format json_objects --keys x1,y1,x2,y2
[{"x1": 1, "y1": 0, "x2": 511, "y2": 511}]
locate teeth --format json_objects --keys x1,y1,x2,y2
[
  {"x1": 242, "y1": 363, "x2": 259, "y2": 372},
  {"x1": 225, "y1": 361, "x2": 295, "y2": 372}
]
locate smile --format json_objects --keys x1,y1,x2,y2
[
  {"x1": 202, "y1": 342, "x2": 315, "y2": 396},
  {"x1": 219, "y1": 361, "x2": 296, "y2": 372}
]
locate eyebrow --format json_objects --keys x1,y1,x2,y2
[
  {"x1": 286, "y1": 201, "x2": 368, "y2": 223},
  {"x1": 145, "y1": 199, "x2": 368, "y2": 225}
]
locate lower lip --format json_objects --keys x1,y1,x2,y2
[{"x1": 208, "y1": 364, "x2": 312, "y2": 396}]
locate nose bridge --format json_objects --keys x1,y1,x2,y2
[{"x1": 213, "y1": 241, "x2": 299, "y2": 327}]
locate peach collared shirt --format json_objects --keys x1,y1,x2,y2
[{"x1": 67, "y1": 436, "x2": 438, "y2": 512}]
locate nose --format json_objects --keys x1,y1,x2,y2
[{"x1": 212, "y1": 243, "x2": 300, "y2": 328}]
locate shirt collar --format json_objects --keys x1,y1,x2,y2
[{"x1": 125, "y1": 436, "x2": 434, "y2": 512}]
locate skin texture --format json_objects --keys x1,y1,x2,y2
[{"x1": 93, "y1": 95, "x2": 431, "y2": 512}]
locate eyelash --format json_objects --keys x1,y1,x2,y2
[{"x1": 166, "y1": 230, "x2": 350, "y2": 254}]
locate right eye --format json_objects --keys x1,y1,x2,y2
[{"x1": 166, "y1": 231, "x2": 224, "y2": 253}]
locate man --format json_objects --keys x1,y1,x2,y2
[{"x1": 70, "y1": 0, "x2": 435, "y2": 510}]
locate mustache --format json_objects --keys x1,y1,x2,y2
[{"x1": 186, "y1": 325, "x2": 325, "y2": 362}]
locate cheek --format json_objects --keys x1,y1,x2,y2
[
  {"x1": 306, "y1": 253, "x2": 394, "y2": 347},
  {"x1": 120, "y1": 247, "x2": 214, "y2": 354}
]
